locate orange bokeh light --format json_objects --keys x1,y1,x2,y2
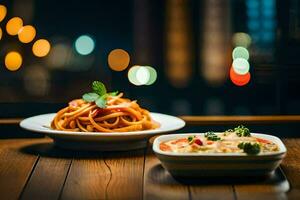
[
  {"x1": 18, "y1": 25, "x2": 36, "y2": 43},
  {"x1": 0, "y1": 28, "x2": 2, "y2": 40},
  {"x1": 32, "y1": 39, "x2": 51, "y2": 57},
  {"x1": 230, "y1": 67, "x2": 250, "y2": 86},
  {"x1": 5, "y1": 51, "x2": 23, "y2": 71},
  {"x1": 6, "y1": 17, "x2": 23, "y2": 35},
  {"x1": 108, "y1": 49, "x2": 130, "y2": 71},
  {"x1": 0, "y1": 5, "x2": 7, "y2": 22}
]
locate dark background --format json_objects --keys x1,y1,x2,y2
[{"x1": 1, "y1": 0, "x2": 300, "y2": 118}]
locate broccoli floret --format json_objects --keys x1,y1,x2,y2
[
  {"x1": 224, "y1": 129, "x2": 234, "y2": 136},
  {"x1": 234, "y1": 125, "x2": 251, "y2": 137},
  {"x1": 204, "y1": 131, "x2": 221, "y2": 141},
  {"x1": 238, "y1": 142, "x2": 261, "y2": 155}
]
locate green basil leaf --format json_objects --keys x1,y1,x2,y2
[
  {"x1": 109, "y1": 91, "x2": 118, "y2": 96},
  {"x1": 92, "y1": 81, "x2": 107, "y2": 96},
  {"x1": 82, "y1": 93, "x2": 99, "y2": 102},
  {"x1": 95, "y1": 96, "x2": 107, "y2": 108}
]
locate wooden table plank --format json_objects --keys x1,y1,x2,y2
[
  {"x1": 60, "y1": 152, "x2": 110, "y2": 200},
  {"x1": 281, "y1": 139, "x2": 300, "y2": 199},
  {"x1": 20, "y1": 141, "x2": 73, "y2": 200},
  {"x1": 103, "y1": 150, "x2": 145, "y2": 200},
  {"x1": 0, "y1": 139, "x2": 45, "y2": 200},
  {"x1": 61, "y1": 150, "x2": 145, "y2": 200},
  {"x1": 189, "y1": 184, "x2": 234, "y2": 200},
  {"x1": 233, "y1": 168, "x2": 289, "y2": 200},
  {"x1": 0, "y1": 118, "x2": 23, "y2": 124},
  {"x1": 1, "y1": 137, "x2": 300, "y2": 199},
  {"x1": 143, "y1": 142, "x2": 190, "y2": 200}
]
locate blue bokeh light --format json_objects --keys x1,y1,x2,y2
[
  {"x1": 247, "y1": 20, "x2": 260, "y2": 31},
  {"x1": 246, "y1": 0, "x2": 259, "y2": 8},
  {"x1": 247, "y1": 9, "x2": 259, "y2": 18},
  {"x1": 75, "y1": 35, "x2": 95, "y2": 55}
]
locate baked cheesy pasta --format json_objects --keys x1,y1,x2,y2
[{"x1": 160, "y1": 126, "x2": 279, "y2": 155}]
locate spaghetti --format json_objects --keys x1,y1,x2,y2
[{"x1": 51, "y1": 93, "x2": 160, "y2": 132}]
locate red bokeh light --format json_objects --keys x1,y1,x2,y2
[{"x1": 230, "y1": 67, "x2": 250, "y2": 86}]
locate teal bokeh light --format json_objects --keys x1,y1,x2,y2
[
  {"x1": 232, "y1": 47, "x2": 249, "y2": 60},
  {"x1": 75, "y1": 35, "x2": 95, "y2": 55},
  {"x1": 145, "y1": 66, "x2": 157, "y2": 85}
]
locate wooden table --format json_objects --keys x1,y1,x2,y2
[{"x1": 0, "y1": 137, "x2": 300, "y2": 200}]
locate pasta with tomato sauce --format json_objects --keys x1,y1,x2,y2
[{"x1": 51, "y1": 91, "x2": 160, "y2": 132}]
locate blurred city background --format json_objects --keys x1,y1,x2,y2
[{"x1": 1, "y1": 0, "x2": 300, "y2": 117}]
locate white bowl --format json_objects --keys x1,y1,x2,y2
[{"x1": 153, "y1": 133, "x2": 287, "y2": 177}]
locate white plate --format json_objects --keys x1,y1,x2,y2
[
  {"x1": 20, "y1": 112, "x2": 185, "y2": 151},
  {"x1": 153, "y1": 133, "x2": 287, "y2": 177}
]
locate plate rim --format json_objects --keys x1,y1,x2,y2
[{"x1": 19, "y1": 112, "x2": 186, "y2": 137}]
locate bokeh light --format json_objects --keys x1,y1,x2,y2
[
  {"x1": 128, "y1": 65, "x2": 141, "y2": 85},
  {"x1": 128, "y1": 65, "x2": 157, "y2": 86},
  {"x1": 75, "y1": 35, "x2": 95, "y2": 55},
  {"x1": 145, "y1": 66, "x2": 157, "y2": 85},
  {"x1": 230, "y1": 67, "x2": 251, "y2": 86},
  {"x1": 246, "y1": 0, "x2": 259, "y2": 9},
  {"x1": 0, "y1": 5, "x2": 7, "y2": 22},
  {"x1": 232, "y1": 46, "x2": 249, "y2": 60},
  {"x1": 32, "y1": 39, "x2": 51, "y2": 57},
  {"x1": 108, "y1": 49, "x2": 130, "y2": 71},
  {"x1": 6, "y1": 17, "x2": 23, "y2": 36},
  {"x1": 5, "y1": 51, "x2": 23, "y2": 71},
  {"x1": 247, "y1": 20, "x2": 260, "y2": 31},
  {"x1": 136, "y1": 66, "x2": 150, "y2": 85},
  {"x1": 232, "y1": 32, "x2": 252, "y2": 48},
  {"x1": 247, "y1": 9, "x2": 259, "y2": 18},
  {"x1": 18, "y1": 25, "x2": 36, "y2": 43},
  {"x1": 0, "y1": 28, "x2": 2, "y2": 40},
  {"x1": 232, "y1": 58, "x2": 250, "y2": 75}
]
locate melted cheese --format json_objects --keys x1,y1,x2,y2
[{"x1": 159, "y1": 132, "x2": 279, "y2": 154}]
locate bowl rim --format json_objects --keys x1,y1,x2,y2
[{"x1": 153, "y1": 133, "x2": 287, "y2": 157}]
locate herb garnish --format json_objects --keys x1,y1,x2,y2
[
  {"x1": 188, "y1": 135, "x2": 195, "y2": 143},
  {"x1": 224, "y1": 129, "x2": 234, "y2": 136},
  {"x1": 204, "y1": 131, "x2": 221, "y2": 141},
  {"x1": 238, "y1": 142, "x2": 261, "y2": 155},
  {"x1": 234, "y1": 125, "x2": 251, "y2": 137},
  {"x1": 82, "y1": 81, "x2": 118, "y2": 108}
]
